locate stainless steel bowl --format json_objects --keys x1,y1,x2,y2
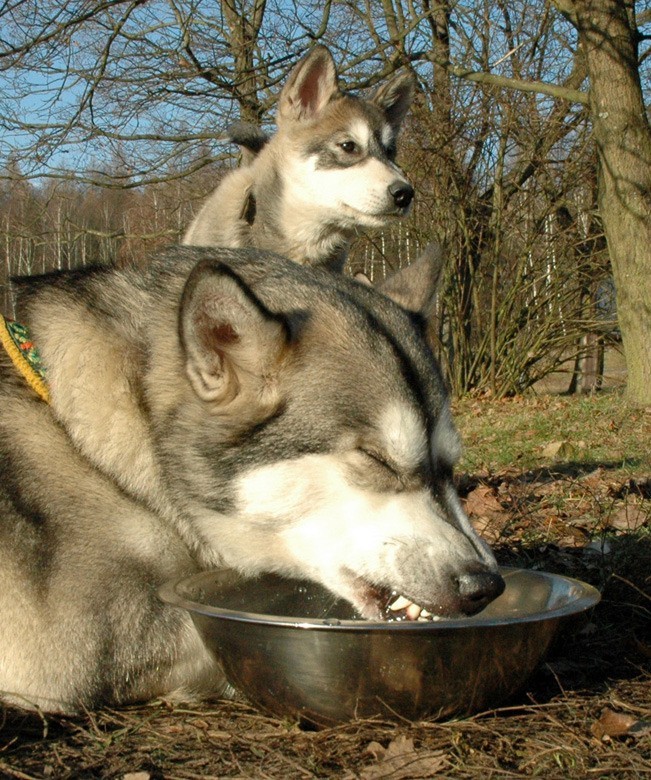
[{"x1": 159, "y1": 567, "x2": 600, "y2": 726}]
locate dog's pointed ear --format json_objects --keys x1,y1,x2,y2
[
  {"x1": 377, "y1": 244, "x2": 444, "y2": 318},
  {"x1": 180, "y1": 261, "x2": 289, "y2": 405},
  {"x1": 372, "y1": 71, "x2": 415, "y2": 132},
  {"x1": 278, "y1": 46, "x2": 339, "y2": 122}
]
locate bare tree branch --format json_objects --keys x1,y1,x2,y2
[{"x1": 449, "y1": 66, "x2": 589, "y2": 104}]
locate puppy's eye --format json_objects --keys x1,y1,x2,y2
[{"x1": 338, "y1": 140, "x2": 358, "y2": 154}]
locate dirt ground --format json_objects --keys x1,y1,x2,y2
[{"x1": 1, "y1": 391, "x2": 649, "y2": 779}]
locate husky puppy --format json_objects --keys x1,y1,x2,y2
[
  {"x1": 0, "y1": 246, "x2": 503, "y2": 713},
  {"x1": 183, "y1": 46, "x2": 415, "y2": 271}
]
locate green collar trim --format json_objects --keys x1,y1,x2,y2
[{"x1": 0, "y1": 315, "x2": 51, "y2": 403}]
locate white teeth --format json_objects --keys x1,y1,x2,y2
[
  {"x1": 388, "y1": 595, "x2": 435, "y2": 621},
  {"x1": 388, "y1": 595, "x2": 412, "y2": 611}
]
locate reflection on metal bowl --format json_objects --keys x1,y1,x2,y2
[{"x1": 159, "y1": 567, "x2": 600, "y2": 726}]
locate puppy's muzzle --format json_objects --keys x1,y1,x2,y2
[{"x1": 389, "y1": 181, "x2": 415, "y2": 211}]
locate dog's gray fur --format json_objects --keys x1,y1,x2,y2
[
  {"x1": 183, "y1": 46, "x2": 415, "y2": 271},
  {"x1": 0, "y1": 245, "x2": 502, "y2": 712}
]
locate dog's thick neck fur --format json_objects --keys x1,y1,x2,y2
[{"x1": 17, "y1": 266, "x2": 175, "y2": 516}]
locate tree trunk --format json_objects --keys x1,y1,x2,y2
[
  {"x1": 221, "y1": 0, "x2": 268, "y2": 124},
  {"x1": 572, "y1": 0, "x2": 651, "y2": 404}
]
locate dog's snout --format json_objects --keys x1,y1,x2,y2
[
  {"x1": 454, "y1": 566, "x2": 505, "y2": 616},
  {"x1": 389, "y1": 181, "x2": 414, "y2": 210}
]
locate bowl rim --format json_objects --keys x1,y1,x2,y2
[{"x1": 158, "y1": 566, "x2": 601, "y2": 631}]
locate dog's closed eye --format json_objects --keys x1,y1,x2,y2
[{"x1": 356, "y1": 447, "x2": 405, "y2": 490}]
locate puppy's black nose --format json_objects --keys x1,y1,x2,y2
[
  {"x1": 455, "y1": 566, "x2": 505, "y2": 616},
  {"x1": 389, "y1": 182, "x2": 414, "y2": 210}
]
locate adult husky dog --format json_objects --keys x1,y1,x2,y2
[
  {"x1": 0, "y1": 245, "x2": 503, "y2": 713},
  {"x1": 183, "y1": 46, "x2": 415, "y2": 271}
]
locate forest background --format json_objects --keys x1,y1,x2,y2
[{"x1": 1, "y1": 0, "x2": 650, "y2": 401}]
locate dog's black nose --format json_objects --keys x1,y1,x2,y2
[
  {"x1": 389, "y1": 182, "x2": 414, "y2": 210},
  {"x1": 454, "y1": 566, "x2": 505, "y2": 616}
]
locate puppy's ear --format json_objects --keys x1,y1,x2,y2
[
  {"x1": 180, "y1": 261, "x2": 289, "y2": 406},
  {"x1": 278, "y1": 46, "x2": 339, "y2": 122},
  {"x1": 372, "y1": 71, "x2": 414, "y2": 132},
  {"x1": 377, "y1": 244, "x2": 444, "y2": 318}
]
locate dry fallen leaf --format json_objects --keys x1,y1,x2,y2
[
  {"x1": 464, "y1": 485, "x2": 504, "y2": 517},
  {"x1": 542, "y1": 440, "x2": 575, "y2": 460},
  {"x1": 359, "y1": 735, "x2": 449, "y2": 779},
  {"x1": 591, "y1": 708, "x2": 651, "y2": 740},
  {"x1": 606, "y1": 503, "x2": 650, "y2": 531}
]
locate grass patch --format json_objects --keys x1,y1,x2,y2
[{"x1": 454, "y1": 390, "x2": 650, "y2": 476}]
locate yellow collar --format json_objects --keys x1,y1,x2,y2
[{"x1": 0, "y1": 314, "x2": 51, "y2": 403}]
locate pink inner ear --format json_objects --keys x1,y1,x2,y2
[
  {"x1": 195, "y1": 307, "x2": 240, "y2": 352},
  {"x1": 298, "y1": 63, "x2": 325, "y2": 114},
  {"x1": 210, "y1": 322, "x2": 239, "y2": 347}
]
